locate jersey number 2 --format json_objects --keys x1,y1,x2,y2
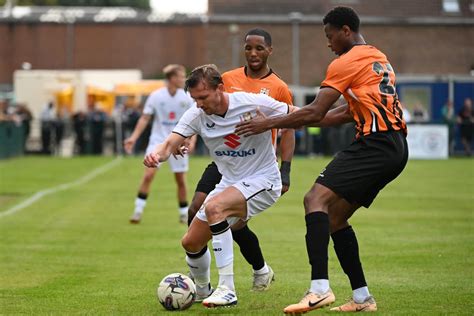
[{"x1": 372, "y1": 62, "x2": 395, "y2": 96}]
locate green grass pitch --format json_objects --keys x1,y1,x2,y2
[{"x1": 0, "y1": 156, "x2": 473, "y2": 315}]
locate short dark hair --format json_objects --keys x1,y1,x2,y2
[
  {"x1": 245, "y1": 28, "x2": 272, "y2": 46},
  {"x1": 323, "y1": 6, "x2": 360, "y2": 32},
  {"x1": 185, "y1": 64, "x2": 223, "y2": 92}
]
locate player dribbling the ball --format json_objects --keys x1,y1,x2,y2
[{"x1": 144, "y1": 64, "x2": 293, "y2": 307}]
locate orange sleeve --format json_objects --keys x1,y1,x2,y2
[
  {"x1": 277, "y1": 86, "x2": 293, "y2": 106},
  {"x1": 222, "y1": 72, "x2": 232, "y2": 93},
  {"x1": 321, "y1": 57, "x2": 357, "y2": 94}
]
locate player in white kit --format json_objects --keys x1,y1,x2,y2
[
  {"x1": 143, "y1": 65, "x2": 291, "y2": 308},
  {"x1": 124, "y1": 64, "x2": 195, "y2": 224}
]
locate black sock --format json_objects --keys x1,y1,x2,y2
[
  {"x1": 232, "y1": 225, "x2": 265, "y2": 271},
  {"x1": 331, "y1": 226, "x2": 367, "y2": 290},
  {"x1": 137, "y1": 192, "x2": 148, "y2": 200},
  {"x1": 305, "y1": 212, "x2": 330, "y2": 280},
  {"x1": 179, "y1": 201, "x2": 188, "y2": 208}
]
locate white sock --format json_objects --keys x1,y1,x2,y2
[
  {"x1": 218, "y1": 262, "x2": 234, "y2": 291},
  {"x1": 179, "y1": 206, "x2": 188, "y2": 216},
  {"x1": 210, "y1": 221, "x2": 235, "y2": 291},
  {"x1": 353, "y1": 286, "x2": 371, "y2": 303},
  {"x1": 186, "y1": 248, "x2": 211, "y2": 288},
  {"x1": 310, "y1": 279, "x2": 330, "y2": 295},
  {"x1": 254, "y1": 262, "x2": 269, "y2": 275},
  {"x1": 134, "y1": 197, "x2": 147, "y2": 214}
]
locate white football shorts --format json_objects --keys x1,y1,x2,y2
[{"x1": 196, "y1": 174, "x2": 282, "y2": 226}]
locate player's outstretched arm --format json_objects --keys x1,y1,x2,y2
[
  {"x1": 143, "y1": 132, "x2": 186, "y2": 168},
  {"x1": 124, "y1": 114, "x2": 152, "y2": 154},
  {"x1": 235, "y1": 87, "x2": 341, "y2": 136},
  {"x1": 172, "y1": 135, "x2": 198, "y2": 158},
  {"x1": 308, "y1": 103, "x2": 354, "y2": 127}
]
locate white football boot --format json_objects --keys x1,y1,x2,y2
[{"x1": 202, "y1": 285, "x2": 237, "y2": 308}]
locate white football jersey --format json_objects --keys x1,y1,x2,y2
[
  {"x1": 173, "y1": 92, "x2": 290, "y2": 182},
  {"x1": 143, "y1": 87, "x2": 194, "y2": 144}
]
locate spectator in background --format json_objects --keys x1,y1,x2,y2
[
  {"x1": 87, "y1": 101, "x2": 107, "y2": 155},
  {"x1": 441, "y1": 100, "x2": 456, "y2": 155},
  {"x1": 457, "y1": 98, "x2": 473, "y2": 156},
  {"x1": 0, "y1": 99, "x2": 11, "y2": 121},
  {"x1": 412, "y1": 102, "x2": 429, "y2": 122},
  {"x1": 40, "y1": 101, "x2": 55, "y2": 154},
  {"x1": 14, "y1": 103, "x2": 33, "y2": 151},
  {"x1": 72, "y1": 111, "x2": 87, "y2": 155},
  {"x1": 402, "y1": 107, "x2": 412, "y2": 123},
  {"x1": 54, "y1": 107, "x2": 68, "y2": 152}
]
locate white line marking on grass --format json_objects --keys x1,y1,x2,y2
[{"x1": 0, "y1": 157, "x2": 123, "y2": 219}]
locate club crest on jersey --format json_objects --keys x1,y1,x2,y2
[
  {"x1": 260, "y1": 88, "x2": 270, "y2": 95},
  {"x1": 241, "y1": 112, "x2": 252, "y2": 122}
]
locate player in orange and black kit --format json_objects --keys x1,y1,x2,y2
[
  {"x1": 236, "y1": 7, "x2": 408, "y2": 313},
  {"x1": 186, "y1": 28, "x2": 295, "y2": 297}
]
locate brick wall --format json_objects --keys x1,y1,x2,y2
[
  {"x1": 209, "y1": 0, "x2": 474, "y2": 17},
  {"x1": 0, "y1": 22, "x2": 207, "y2": 83},
  {"x1": 1, "y1": 19, "x2": 473, "y2": 86}
]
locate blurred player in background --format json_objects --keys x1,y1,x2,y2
[
  {"x1": 144, "y1": 65, "x2": 292, "y2": 307},
  {"x1": 187, "y1": 28, "x2": 295, "y2": 291},
  {"x1": 124, "y1": 64, "x2": 195, "y2": 224},
  {"x1": 236, "y1": 7, "x2": 408, "y2": 313}
]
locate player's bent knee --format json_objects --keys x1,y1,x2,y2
[
  {"x1": 303, "y1": 191, "x2": 321, "y2": 213},
  {"x1": 181, "y1": 234, "x2": 203, "y2": 253},
  {"x1": 304, "y1": 189, "x2": 331, "y2": 214}
]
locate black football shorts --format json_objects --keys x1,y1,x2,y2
[
  {"x1": 195, "y1": 161, "x2": 223, "y2": 195},
  {"x1": 316, "y1": 130, "x2": 408, "y2": 208}
]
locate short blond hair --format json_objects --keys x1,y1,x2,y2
[{"x1": 163, "y1": 64, "x2": 186, "y2": 80}]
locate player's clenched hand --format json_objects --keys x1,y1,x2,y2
[
  {"x1": 123, "y1": 137, "x2": 136, "y2": 154},
  {"x1": 235, "y1": 108, "x2": 269, "y2": 137},
  {"x1": 184, "y1": 137, "x2": 196, "y2": 154},
  {"x1": 173, "y1": 145, "x2": 189, "y2": 158},
  {"x1": 143, "y1": 152, "x2": 161, "y2": 168},
  {"x1": 281, "y1": 185, "x2": 289, "y2": 195}
]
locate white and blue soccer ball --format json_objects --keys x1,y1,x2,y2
[{"x1": 157, "y1": 273, "x2": 196, "y2": 311}]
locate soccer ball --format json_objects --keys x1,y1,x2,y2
[{"x1": 157, "y1": 273, "x2": 196, "y2": 311}]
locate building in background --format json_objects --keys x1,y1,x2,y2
[
  {"x1": 0, "y1": 0, "x2": 473, "y2": 157},
  {"x1": 0, "y1": 0, "x2": 472, "y2": 86}
]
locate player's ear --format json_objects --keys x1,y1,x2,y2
[
  {"x1": 268, "y1": 46, "x2": 273, "y2": 56},
  {"x1": 342, "y1": 25, "x2": 351, "y2": 37},
  {"x1": 217, "y1": 83, "x2": 225, "y2": 92}
]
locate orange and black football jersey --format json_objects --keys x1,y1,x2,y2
[
  {"x1": 223, "y1": 66, "x2": 293, "y2": 144},
  {"x1": 321, "y1": 45, "x2": 407, "y2": 138}
]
